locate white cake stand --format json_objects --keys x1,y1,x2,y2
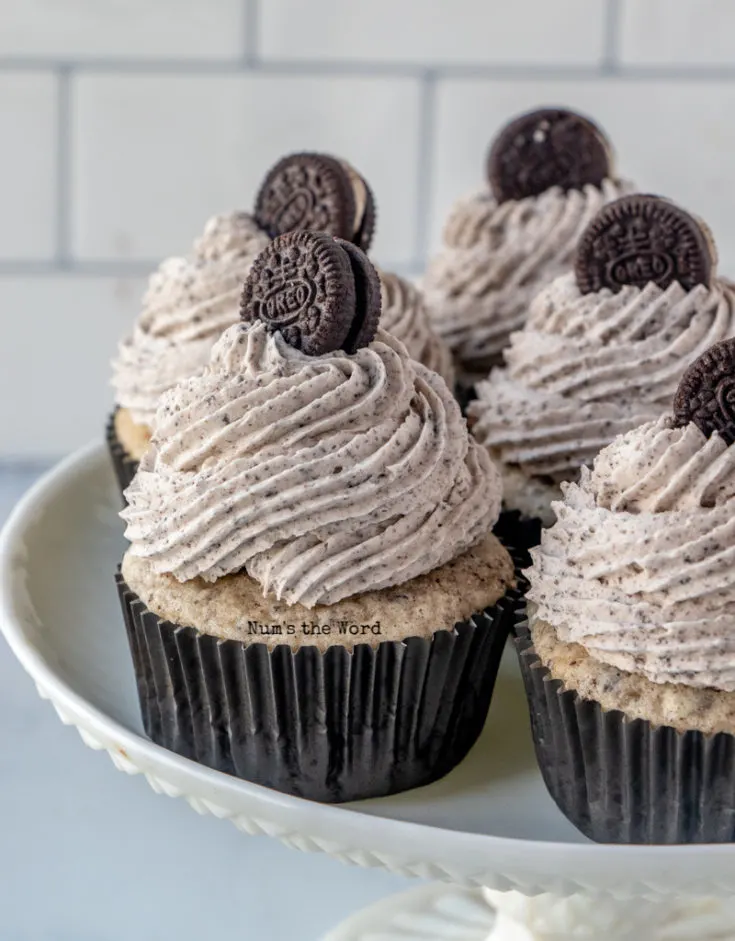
[{"x1": 3, "y1": 444, "x2": 735, "y2": 940}]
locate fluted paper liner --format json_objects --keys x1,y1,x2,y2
[
  {"x1": 117, "y1": 570, "x2": 525, "y2": 803},
  {"x1": 106, "y1": 410, "x2": 139, "y2": 503},
  {"x1": 514, "y1": 614, "x2": 735, "y2": 844},
  {"x1": 493, "y1": 509, "x2": 542, "y2": 563},
  {"x1": 456, "y1": 384, "x2": 541, "y2": 559}
]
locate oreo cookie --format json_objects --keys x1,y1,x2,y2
[
  {"x1": 487, "y1": 107, "x2": 611, "y2": 203},
  {"x1": 240, "y1": 231, "x2": 381, "y2": 356},
  {"x1": 254, "y1": 153, "x2": 376, "y2": 251},
  {"x1": 575, "y1": 194, "x2": 714, "y2": 295},
  {"x1": 673, "y1": 338, "x2": 735, "y2": 445}
]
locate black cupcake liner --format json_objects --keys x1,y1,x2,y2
[
  {"x1": 455, "y1": 380, "x2": 478, "y2": 415},
  {"x1": 106, "y1": 409, "x2": 140, "y2": 504},
  {"x1": 454, "y1": 354, "x2": 505, "y2": 415},
  {"x1": 514, "y1": 614, "x2": 735, "y2": 844},
  {"x1": 116, "y1": 568, "x2": 525, "y2": 803},
  {"x1": 493, "y1": 508, "x2": 542, "y2": 564}
]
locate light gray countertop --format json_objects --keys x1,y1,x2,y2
[{"x1": 0, "y1": 465, "x2": 408, "y2": 941}]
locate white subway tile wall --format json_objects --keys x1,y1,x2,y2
[
  {"x1": 620, "y1": 0, "x2": 735, "y2": 67},
  {"x1": 0, "y1": 0, "x2": 247, "y2": 58},
  {"x1": 1, "y1": 0, "x2": 734, "y2": 457},
  {"x1": 258, "y1": 0, "x2": 607, "y2": 66},
  {"x1": 0, "y1": 277, "x2": 146, "y2": 456},
  {"x1": 0, "y1": 73, "x2": 57, "y2": 260},
  {"x1": 72, "y1": 73, "x2": 422, "y2": 264}
]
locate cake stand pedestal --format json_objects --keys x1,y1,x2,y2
[
  {"x1": 2, "y1": 444, "x2": 735, "y2": 941},
  {"x1": 324, "y1": 883, "x2": 735, "y2": 939}
]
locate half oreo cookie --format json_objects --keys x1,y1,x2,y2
[
  {"x1": 575, "y1": 194, "x2": 714, "y2": 295},
  {"x1": 240, "y1": 230, "x2": 382, "y2": 356},
  {"x1": 254, "y1": 152, "x2": 376, "y2": 251},
  {"x1": 487, "y1": 107, "x2": 611, "y2": 203},
  {"x1": 674, "y1": 338, "x2": 735, "y2": 445}
]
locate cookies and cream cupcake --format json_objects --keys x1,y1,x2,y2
[
  {"x1": 469, "y1": 194, "x2": 735, "y2": 533},
  {"x1": 517, "y1": 337, "x2": 735, "y2": 843},
  {"x1": 117, "y1": 231, "x2": 520, "y2": 802},
  {"x1": 108, "y1": 153, "x2": 451, "y2": 497},
  {"x1": 423, "y1": 107, "x2": 633, "y2": 381}
]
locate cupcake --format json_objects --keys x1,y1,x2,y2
[
  {"x1": 518, "y1": 336, "x2": 735, "y2": 843},
  {"x1": 469, "y1": 194, "x2": 735, "y2": 542},
  {"x1": 108, "y1": 152, "x2": 450, "y2": 497},
  {"x1": 116, "y1": 231, "x2": 521, "y2": 803},
  {"x1": 423, "y1": 107, "x2": 633, "y2": 383}
]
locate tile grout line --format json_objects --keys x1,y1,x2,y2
[
  {"x1": 55, "y1": 65, "x2": 72, "y2": 267},
  {"x1": 0, "y1": 260, "x2": 157, "y2": 278},
  {"x1": 3, "y1": 56, "x2": 735, "y2": 81},
  {"x1": 243, "y1": 0, "x2": 260, "y2": 66},
  {"x1": 602, "y1": 0, "x2": 622, "y2": 74},
  {"x1": 0, "y1": 258, "x2": 418, "y2": 278},
  {"x1": 413, "y1": 71, "x2": 437, "y2": 267}
]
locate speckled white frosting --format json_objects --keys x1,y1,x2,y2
[
  {"x1": 423, "y1": 179, "x2": 631, "y2": 371},
  {"x1": 470, "y1": 274, "x2": 735, "y2": 484},
  {"x1": 122, "y1": 322, "x2": 502, "y2": 607},
  {"x1": 111, "y1": 212, "x2": 270, "y2": 426},
  {"x1": 528, "y1": 416, "x2": 735, "y2": 691},
  {"x1": 378, "y1": 269, "x2": 455, "y2": 388}
]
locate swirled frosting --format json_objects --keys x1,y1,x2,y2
[
  {"x1": 528, "y1": 415, "x2": 735, "y2": 690},
  {"x1": 378, "y1": 269, "x2": 455, "y2": 388},
  {"x1": 122, "y1": 322, "x2": 501, "y2": 607},
  {"x1": 423, "y1": 179, "x2": 631, "y2": 371},
  {"x1": 112, "y1": 213, "x2": 270, "y2": 426},
  {"x1": 470, "y1": 273, "x2": 735, "y2": 483}
]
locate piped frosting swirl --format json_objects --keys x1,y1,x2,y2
[
  {"x1": 528, "y1": 416, "x2": 735, "y2": 691},
  {"x1": 469, "y1": 273, "x2": 735, "y2": 481},
  {"x1": 378, "y1": 269, "x2": 455, "y2": 387},
  {"x1": 423, "y1": 179, "x2": 631, "y2": 371},
  {"x1": 122, "y1": 322, "x2": 501, "y2": 607},
  {"x1": 112, "y1": 212, "x2": 270, "y2": 426}
]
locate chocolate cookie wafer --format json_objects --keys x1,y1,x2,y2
[
  {"x1": 575, "y1": 194, "x2": 714, "y2": 295},
  {"x1": 487, "y1": 107, "x2": 611, "y2": 203},
  {"x1": 674, "y1": 337, "x2": 735, "y2": 445}
]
